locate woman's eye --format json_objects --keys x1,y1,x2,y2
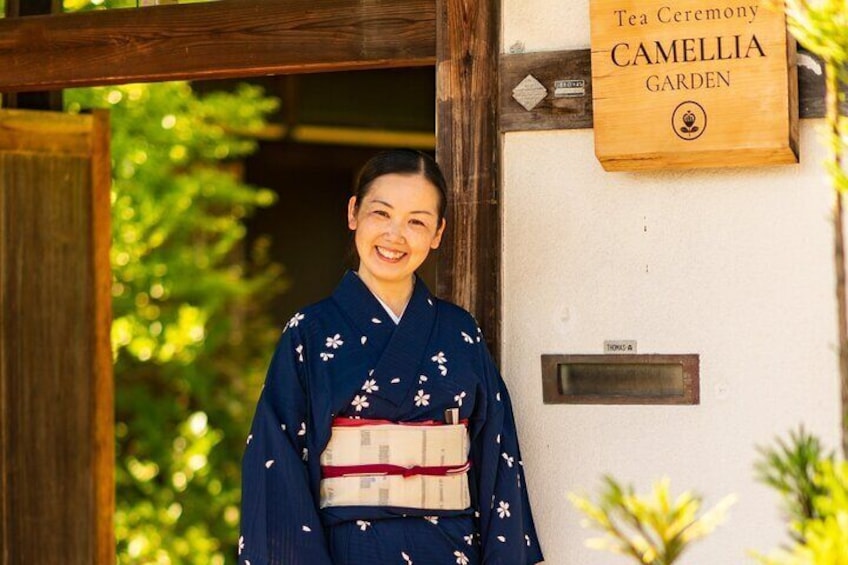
[
  {"x1": 410, "y1": 219, "x2": 427, "y2": 227},
  {"x1": 373, "y1": 210, "x2": 390, "y2": 218}
]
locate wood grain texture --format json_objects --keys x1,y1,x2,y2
[
  {"x1": 500, "y1": 47, "x2": 846, "y2": 132},
  {"x1": 0, "y1": 0, "x2": 436, "y2": 92},
  {"x1": 90, "y1": 109, "x2": 115, "y2": 565},
  {"x1": 500, "y1": 49, "x2": 593, "y2": 132},
  {"x1": 0, "y1": 110, "x2": 112, "y2": 564},
  {"x1": 0, "y1": 110, "x2": 92, "y2": 155},
  {"x1": 435, "y1": 0, "x2": 501, "y2": 360}
]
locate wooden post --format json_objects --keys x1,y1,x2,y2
[
  {"x1": 0, "y1": 109, "x2": 114, "y2": 564},
  {"x1": 2, "y1": 0, "x2": 63, "y2": 110},
  {"x1": 435, "y1": 0, "x2": 501, "y2": 360}
]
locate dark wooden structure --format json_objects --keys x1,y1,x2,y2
[
  {"x1": 0, "y1": 1, "x2": 499, "y2": 562},
  {"x1": 0, "y1": 109, "x2": 113, "y2": 563}
]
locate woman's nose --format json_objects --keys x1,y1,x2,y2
[{"x1": 385, "y1": 219, "x2": 405, "y2": 240}]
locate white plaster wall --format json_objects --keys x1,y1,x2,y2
[{"x1": 502, "y1": 4, "x2": 842, "y2": 564}]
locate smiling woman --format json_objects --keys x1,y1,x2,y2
[
  {"x1": 238, "y1": 149, "x2": 544, "y2": 565},
  {"x1": 347, "y1": 152, "x2": 447, "y2": 316}
]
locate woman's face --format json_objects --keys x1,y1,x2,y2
[{"x1": 348, "y1": 173, "x2": 446, "y2": 290}]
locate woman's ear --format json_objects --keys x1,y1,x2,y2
[
  {"x1": 430, "y1": 218, "x2": 446, "y2": 249},
  {"x1": 347, "y1": 196, "x2": 358, "y2": 231}
]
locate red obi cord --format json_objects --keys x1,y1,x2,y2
[
  {"x1": 331, "y1": 417, "x2": 469, "y2": 427},
  {"x1": 321, "y1": 460, "x2": 471, "y2": 479}
]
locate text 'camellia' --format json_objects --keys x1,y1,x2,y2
[{"x1": 589, "y1": 0, "x2": 798, "y2": 170}]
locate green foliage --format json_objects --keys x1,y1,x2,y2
[
  {"x1": 568, "y1": 476, "x2": 736, "y2": 565},
  {"x1": 755, "y1": 460, "x2": 848, "y2": 565},
  {"x1": 777, "y1": 0, "x2": 848, "y2": 195},
  {"x1": 66, "y1": 80, "x2": 284, "y2": 563},
  {"x1": 754, "y1": 427, "x2": 834, "y2": 542},
  {"x1": 780, "y1": 0, "x2": 848, "y2": 79}
]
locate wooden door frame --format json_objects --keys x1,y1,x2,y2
[{"x1": 0, "y1": 0, "x2": 502, "y2": 356}]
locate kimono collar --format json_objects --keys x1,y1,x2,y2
[{"x1": 332, "y1": 270, "x2": 438, "y2": 407}]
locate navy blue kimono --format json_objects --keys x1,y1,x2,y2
[{"x1": 240, "y1": 271, "x2": 543, "y2": 565}]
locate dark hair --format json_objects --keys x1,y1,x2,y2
[{"x1": 353, "y1": 149, "x2": 448, "y2": 222}]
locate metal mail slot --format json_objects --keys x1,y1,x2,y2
[{"x1": 541, "y1": 354, "x2": 699, "y2": 405}]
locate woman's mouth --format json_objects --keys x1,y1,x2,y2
[{"x1": 376, "y1": 246, "x2": 406, "y2": 262}]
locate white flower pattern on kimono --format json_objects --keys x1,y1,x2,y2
[
  {"x1": 295, "y1": 344, "x2": 304, "y2": 362},
  {"x1": 402, "y1": 551, "x2": 413, "y2": 565},
  {"x1": 454, "y1": 391, "x2": 466, "y2": 407},
  {"x1": 414, "y1": 389, "x2": 430, "y2": 407},
  {"x1": 502, "y1": 452, "x2": 514, "y2": 468},
  {"x1": 325, "y1": 334, "x2": 344, "y2": 349},
  {"x1": 464, "y1": 534, "x2": 474, "y2": 545},
  {"x1": 302, "y1": 448, "x2": 308, "y2": 461},
  {"x1": 461, "y1": 331, "x2": 474, "y2": 344},
  {"x1": 320, "y1": 351, "x2": 334, "y2": 362},
  {"x1": 357, "y1": 520, "x2": 371, "y2": 531},
  {"x1": 454, "y1": 551, "x2": 469, "y2": 565},
  {"x1": 525, "y1": 534, "x2": 531, "y2": 546},
  {"x1": 424, "y1": 516, "x2": 439, "y2": 525},
  {"x1": 298, "y1": 422, "x2": 306, "y2": 436},
  {"x1": 431, "y1": 351, "x2": 447, "y2": 364},
  {"x1": 497, "y1": 501, "x2": 511, "y2": 519},
  {"x1": 264, "y1": 460, "x2": 274, "y2": 469},
  {"x1": 246, "y1": 434, "x2": 253, "y2": 445},
  {"x1": 238, "y1": 535, "x2": 244, "y2": 555},
  {"x1": 361, "y1": 379, "x2": 379, "y2": 393},
  {"x1": 286, "y1": 312, "x2": 304, "y2": 329},
  {"x1": 352, "y1": 395, "x2": 370, "y2": 412}
]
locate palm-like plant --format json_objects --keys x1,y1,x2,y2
[{"x1": 568, "y1": 476, "x2": 736, "y2": 565}]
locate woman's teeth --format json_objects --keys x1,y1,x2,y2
[{"x1": 376, "y1": 246, "x2": 405, "y2": 260}]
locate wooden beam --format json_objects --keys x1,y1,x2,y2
[
  {"x1": 500, "y1": 47, "x2": 847, "y2": 132},
  {"x1": 436, "y1": 0, "x2": 501, "y2": 360},
  {"x1": 0, "y1": 0, "x2": 436, "y2": 93}
]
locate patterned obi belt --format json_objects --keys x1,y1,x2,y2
[{"x1": 319, "y1": 417, "x2": 471, "y2": 510}]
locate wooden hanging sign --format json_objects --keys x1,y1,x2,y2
[{"x1": 589, "y1": 0, "x2": 798, "y2": 171}]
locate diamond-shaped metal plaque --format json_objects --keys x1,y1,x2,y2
[{"x1": 512, "y1": 74, "x2": 547, "y2": 112}]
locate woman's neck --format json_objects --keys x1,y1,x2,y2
[{"x1": 356, "y1": 271, "x2": 414, "y2": 317}]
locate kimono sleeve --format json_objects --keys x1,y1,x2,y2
[
  {"x1": 473, "y1": 339, "x2": 544, "y2": 565},
  {"x1": 239, "y1": 325, "x2": 333, "y2": 565}
]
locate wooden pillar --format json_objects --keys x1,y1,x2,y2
[
  {"x1": 435, "y1": 0, "x2": 501, "y2": 360},
  {"x1": 2, "y1": 0, "x2": 63, "y2": 110},
  {"x1": 0, "y1": 109, "x2": 114, "y2": 565}
]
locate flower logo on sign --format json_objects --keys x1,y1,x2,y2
[{"x1": 672, "y1": 101, "x2": 707, "y2": 141}]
